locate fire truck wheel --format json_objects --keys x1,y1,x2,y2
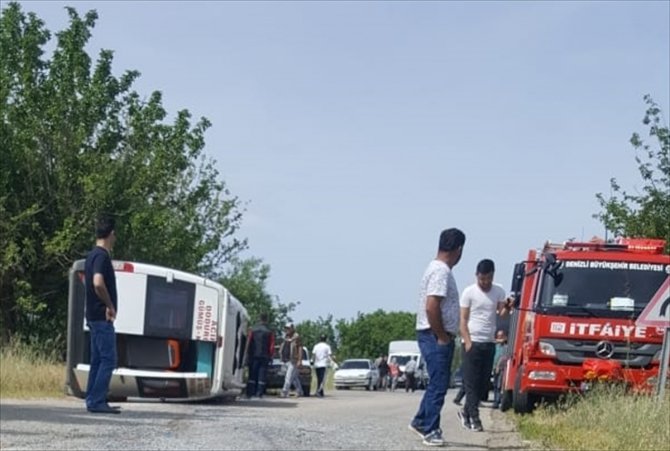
[
  {"x1": 500, "y1": 389, "x2": 512, "y2": 412},
  {"x1": 513, "y1": 367, "x2": 532, "y2": 414}
]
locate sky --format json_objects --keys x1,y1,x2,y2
[{"x1": 13, "y1": 1, "x2": 670, "y2": 323}]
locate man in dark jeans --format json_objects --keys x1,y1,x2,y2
[
  {"x1": 408, "y1": 228, "x2": 466, "y2": 447},
  {"x1": 85, "y1": 215, "x2": 120, "y2": 414},
  {"x1": 376, "y1": 355, "x2": 389, "y2": 390},
  {"x1": 458, "y1": 259, "x2": 512, "y2": 432},
  {"x1": 245, "y1": 313, "x2": 275, "y2": 398}
]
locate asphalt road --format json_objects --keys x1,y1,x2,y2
[{"x1": 0, "y1": 389, "x2": 531, "y2": 450}]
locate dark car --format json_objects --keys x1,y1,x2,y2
[
  {"x1": 266, "y1": 345, "x2": 312, "y2": 396},
  {"x1": 449, "y1": 367, "x2": 463, "y2": 388}
]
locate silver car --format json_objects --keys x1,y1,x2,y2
[{"x1": 334, "y1": 359, "x2": 379, "y2": 391}]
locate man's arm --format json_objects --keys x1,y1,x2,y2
[
  {"x1": 92, "y1": 273, "x2": 116, "y2": 321},
  {"x1": 295, "y1": 336, "x2": 302, "y2": 367},
  {"x1": 460, "y1": 306, "x2": 472, "y2": 351},
  {"x1": 426, "y1": 295, "x2": 450, "y2": 344},
  {"x1": 497, "y1": 297, "x2": 514, "y2": 317}
]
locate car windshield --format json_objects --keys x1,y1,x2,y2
[
  {"x1": 341, "y1": 360, "x2": 370, "y2": 370},
  {"x1": 538, "y1": 260, "x2": 668, "y2": 318},
  {"x1": 390, "y1": 355, "x2": 412, "y2": 366}
]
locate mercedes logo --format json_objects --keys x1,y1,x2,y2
[{"x1": 595, "y1": 340, "x2": 615, "y2": 359}]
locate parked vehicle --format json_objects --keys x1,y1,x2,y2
[
  {"x1": 266, "y1": 346, "x2": 312, "y2": 395},
  {"x1": 334, "y1": 359, "x2": 379, "y2": 390},
  {"x1": 388, "y1": 340, "x2": 428, "y2": 389},
  {"x1": 501, "y1": 238, "x2": 670, "y2": 414},
  {"x1": 65, "y1": 260, "x2": 249, "y2": 401}
]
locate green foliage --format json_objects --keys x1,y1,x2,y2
[
  {"x1": 595, "y1": 95, "x2": 670, "y2": 250},
  {"x1": 220, "y1": 258, "x2": 274, "y2": 322},
  {"x1": 0, "y1": 3, "x2": 246, "y2": 347},
  {"x1": 295, "y1": 314, "x2": 337, "y2": 354},
  {"x1": 335, "y1": 309, "x2": 416, "y2": 360},
  {"x1": 515, "y1": 384, "x2": 670, "y2": 450},
  {"x1": 219, "y1": 257, "x2": 298, "y2": 335}
]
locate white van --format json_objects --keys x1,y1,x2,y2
[
  {"x1": 388, "y1": 340, "x2": 428, "y2": 389},
  {"x1": 65, "y1": 260, "x2": 249, "y2": 401}
]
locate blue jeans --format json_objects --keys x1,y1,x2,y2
[
  {"x1": 492, "y1": 371, "x2": 503, "y2": 407},
  {"x1": 246, "y1": 357, "x2": 269, "y2": 397},
  {"x1": 282, "y1": 362, "x2": 304, "y2": 396},
  {"x1": 412, "y1": 330, "x2": 455, "y2": 434},
  {"x1": 85, "y1": 321, "x2": 117, "y2": 409}
]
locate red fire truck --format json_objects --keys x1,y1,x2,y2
[{"x1": 500, "y1": 238, "x2": 670, "y2": 413}]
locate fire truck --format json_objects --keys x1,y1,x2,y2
[{"x1": 499, "y1": 238, "x2": 670, "y2": 413}]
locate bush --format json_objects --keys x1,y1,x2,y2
[
  {"x1": 0, "y1": 338, "x2": 65, "y2": 398},
  {"x1": 516, "y1": 384, "x2": 670, "y2": 451}
]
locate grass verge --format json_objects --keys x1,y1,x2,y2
[
  {"x1": 514, "y1": 384, "x2": 670, "y2": 451},
  {"x1": 0, "y1": 340, "x2": 65, "y2": 398}
]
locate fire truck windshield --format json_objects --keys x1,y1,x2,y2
[{"x1": 537, "y1": 261, "x2": 668, "y2": 318}]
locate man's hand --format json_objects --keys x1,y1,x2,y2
[
  {"x1": 464, "y1": 340, "x2": 472, "y2": 352},
  {"x1": 106, "y1": 307, "x2": 116, "y2": 322},
  {"x1": 436, "y1": 334, "x2": 452, "y2": 345}
]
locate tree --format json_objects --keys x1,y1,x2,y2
[
  {"x1": 595, "y1": 95, "x2": 670, "y2": 250},
  {"x1": 335, "y1": 309, "x2": 416, "y2": 360},
  {"x1": 295, "y1": 314, "x2": 337, "y2": 355},
  {"x1": 0, "y1": 3, "x2": 246, "y2": 349}
]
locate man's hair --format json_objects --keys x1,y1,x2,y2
[
  {"x1": 476, "y1": 259, "x2": 495, "y2": 275},
  {"x1": 259, "y1": 312, "x2": 268, "y2": 323},
  {"x1": 320, "y1": 334, "x2": 327, "y2": 342},
  {"x1": 95, "y1": 215, "x2": 115, "y2": 239},
  {"x1": 438, "y1": 228, "x2": 466, "y2": 252}
]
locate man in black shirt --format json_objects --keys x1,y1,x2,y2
[
  {"x1": 84, "y1": 215, "x2": 120, "y2": 414},
  {"x1": 245, "y1": 313, "x2": 275, "y2": 398}
]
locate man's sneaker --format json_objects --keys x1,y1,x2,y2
[
  {"x1": 457, "y1": 410, "x2": 471, "y2": 430},
  {"x1": 470, "y1": 419, "x2": 484, "y2": 432},
  {"x1": 422, "y1": 429, "x2": 445, "y2": 447},
  {"x1": 408, "y1": 423, "x2": 424, "y2": 439}
]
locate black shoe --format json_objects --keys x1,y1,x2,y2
[
  {"x1": 88, "y1": 405, "x2": 121, "y2": 414},
  {"x1": 470, "y1": 419, "x2": 484, "y2": 432},
  {"x1": 457, "y1": 409, "x2": 471, "y2": 430},
  {"x1": 453, "y1": 398, "x2": 462, "y2": 406}
]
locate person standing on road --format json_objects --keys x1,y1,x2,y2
[
  {"x1": 457, "y1": 259, "x2": 512, "y2": 432},
  {"x1": 245, "y1": 312, "x2": 275, "y2": 398},
  {"x1": 389, "y1": 358, "x2": 400, "y2": 391},
  {"x1": 84, "y1": 215, "x2": 120, "y2": 414},
  {"x1": 280, "y1": 323, "x2": 304, "y2": 397},
  {"x1": 312, "y1": 334, "x2": 336, "y2": 398},
  {"x1": 376, "y1": 355, "x2": 389, "y2": 390},
  {"x1": 408, "y1": 228, "x2": 466, "y2": 447},
  {"x1": 404, "y1": 356, "x2": 418, "y2": 393},
  {"x1": 491, "y1": 330, "x2": 508, "y2": 409}
]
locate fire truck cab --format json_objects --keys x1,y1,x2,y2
[{"x1": 500, "y1": 238, "x2": 670, "y2": 413}]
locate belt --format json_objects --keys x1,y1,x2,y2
[{"x1": 418, "y1": 329, "x2": 456, "y2": 340}]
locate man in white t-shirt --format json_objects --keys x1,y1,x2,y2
[
  {"x1": 312, "y1": 335, "x2": 336, "y2": 398},
  {"x1": 408, "y1": 228, "x2": 466, "y2": 447},
  {"x1": 457, "y1": 259, "x2": 512, "y2": 432}
]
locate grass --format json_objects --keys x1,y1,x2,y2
[
  {"x1": 514, "y1": 384, "x2": 670, "y2": 451},
  {"x1": 0, "y1": 339, "x2": 65, "y2": 398}
]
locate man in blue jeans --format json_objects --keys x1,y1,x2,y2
[
  {"x1": 84, "y1": 215, "x2": 120, "y2": 414},
  {"x1": 408, "y1": 228, "x2": 466, "y2": 447}
]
